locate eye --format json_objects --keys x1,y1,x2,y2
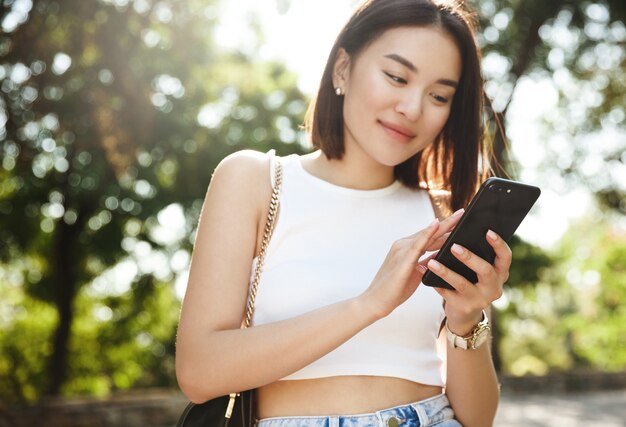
[
  {"x1": 431, "y1": 93, "x2": 450, "y2": 104},
  {"x1": 383, "y1": 71, "x2": 407, "y2": 85}
]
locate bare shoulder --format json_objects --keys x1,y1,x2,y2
[
  {"x1": 212, "y1": 149, "x2": 272, "y2": 190},
  {"x1": 206, "y1": 150, "x2": 274, "y2": 255},
  {"x1": 209, "y1": 150, "x2": 273, "y2": 205}
]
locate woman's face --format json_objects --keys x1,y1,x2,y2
[{"x1": 333, "y1": 26, "x2": 462, "y2": 167}]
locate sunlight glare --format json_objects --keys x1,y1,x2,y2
[{"x1": 215, "y1": 0, "x2": 355, "y2": 94}]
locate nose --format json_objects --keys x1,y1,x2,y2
[{"x1": 395, "y1": 91, "x2": 423, "y2": 122}]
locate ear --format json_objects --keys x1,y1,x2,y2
[{"x1": 332, "y1": 48, "x2": 351, "y2": 90}]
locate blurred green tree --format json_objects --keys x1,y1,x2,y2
[
  {"x1": 471, "y1": 0, "x2": 626, "y2": 373},
  {"x1": 474, "y1": 0, "x2": 625, "y2": 213},
  {"x1": 0, "y1": 0, "x2": 307, "y2": 403},
  {"x1": 497, "y1": 217, "x2": 626, "y2": 376},
  {"x1": 559, "y1": 218, "x2": 626, "y2": 371}
]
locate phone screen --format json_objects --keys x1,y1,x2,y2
[{"x1": 422, "y1": 177, "x2": 541, "y2": 290}]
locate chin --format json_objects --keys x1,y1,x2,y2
[
  {"x1": 371, "y1": 150, "x2": 416, "y2": 168},
  {"x1": 374, "y1": 142, "x2": 430, "y2": 167}
]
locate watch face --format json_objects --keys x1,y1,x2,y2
[{"x1": 471, "y1": 327, "x2": 490, "y2": 349}]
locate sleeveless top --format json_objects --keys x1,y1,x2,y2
[{"x1": 251, "y1": 153, "x2": 445, "y2": 387}]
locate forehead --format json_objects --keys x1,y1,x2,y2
[{"x1": 355, "y1": 26, "x2": 462, "y2": 80}]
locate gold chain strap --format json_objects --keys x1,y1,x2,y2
[
  {"x1": 244, "y1": 157, "x2": 282, "y2": 329},
  {"x1": 225, "y1": 156, "x2": 282, "y2": 420}
]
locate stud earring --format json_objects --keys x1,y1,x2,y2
[{"x1": 335, "y1": 87, "x2": 343, "y2": 96}]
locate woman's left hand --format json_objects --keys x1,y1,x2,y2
[{"x1": 426, "y1": 229, "x2": 510, "y2": 335}]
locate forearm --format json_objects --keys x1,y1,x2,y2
[
  {"x1": 176, "y1": 295, "x2": 380, "y2": 403},
  {"x1": 428, "y1": 228, "x2": 511, "y2": 426},
  {"x1": 444, "y1": 338, "x2": 499, "y2": 427}
]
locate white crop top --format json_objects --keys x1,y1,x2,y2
[{"x1": 251, "y1": 152, "x2": 445, "y2": 387}]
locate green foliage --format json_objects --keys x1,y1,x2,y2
[
  {"x1": 507, "y1": 235, "x2": 553, "y2": 286},
  {"x1": 0, "y1": 0, "x2": 307, "y2": 403},
  {"x1": 0, "y1": 269, "x2": 180, "y2": 404},
  {"x1": 559, "y1": 218, "x2": 626, "y2": 371},
  {"x1": 0, "y1": 274, "x2": 56, "y2": 404},
  {"x1": 498, "y1": 282, "x2": 577, "y2": 376},
  {"x1": 474, "y1": 0, "x2": 626, "y2": 212},
  {"x1": 470, "y1": 0, "x2": 625, "y2": 377},
  {"x1": 495, "y1": 237, "x2": 573, "y2": 376},
  {"x1": 61, "y1": 276, "x2": 180, "y2": 396},
  {"x1": 496, "y1": 217, "x2": 626, "y2": 376}
]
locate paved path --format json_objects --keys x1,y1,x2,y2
[{"x1": 495, "y1": 389, "x2": 626, "y2": 426}]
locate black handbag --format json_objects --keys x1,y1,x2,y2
[
  {"x1": 176, "y1": 391, "x2": 254, "y2": 427},
  {"x1": 177, "y1": 154, "x2": 282, "y2": 427}
]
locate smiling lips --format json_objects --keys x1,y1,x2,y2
[{"x1": 378, "y1": 120, "x2": 416, "y2": 143}]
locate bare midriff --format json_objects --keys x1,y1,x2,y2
[{"x1": 256, "y1": 376, "x2": 443, "y2": 418}]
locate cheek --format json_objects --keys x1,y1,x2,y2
[
  {"x1": 363, "y1": 73, "x2": 392, "y2": 110},
  {"x1": 427, "y1": 107, "x2": 453, "y2": 135},
  {"x1": 345, "y1": 71, "x2": 387, "y2": 117}
]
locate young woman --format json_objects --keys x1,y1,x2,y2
[{"x1": 176, "y1": 1, "x2": 507, "y2": 426}]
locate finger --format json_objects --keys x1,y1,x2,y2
[
  {"x1": 414, "y1": 263, "x2": 428, "y2": 276},
  {"x1": 417, "y1": 251, "x2": 439, "y2": 267},
  {"x1": 410, "y1": 220, "x2": 441, "y2": 254},
  {"x1": 486, "y1": 230, "x2": 512, "y2": 280},
  {"x1": 421, "y1": 209, "x2": 463, "y2": 251},
  {"x1": 415, "y1": 209, "x2": 462, "y2": 242},
  {"x1": 435, "y1": 208, "x2": 464, "y2": 236},
  {"x1": 405, "y1": 219, "x2": 439, "y2": 239},
  {"x1": 449, "y1": 243, "x2": 498, "y2": 284},
  {"x1": 450, "y1": 241, "x2": 505, "y2": 302},
  {"x1": 426, "y1": 258, "x2": 474, "y2": 294},
  {"x1": 425, "y1": 231, "x2": 451, "y2": 252}
]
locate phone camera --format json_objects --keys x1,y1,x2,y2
[{"x1": 489, "y1": 184, "x2": 497, "y2": 191}]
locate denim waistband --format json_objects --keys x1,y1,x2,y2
[{"x1": 256, "y1": 393, "x2": 459, "y2": 427}]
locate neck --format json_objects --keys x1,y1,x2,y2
[{"x1": 305, "y1": 148, "x2": 395, "y2": 191}]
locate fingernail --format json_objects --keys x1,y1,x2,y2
[
  {"x1": 451, "y1": 244, "x2": 464, "y2": 255},
  {"x1": 453, "y1": 208, "x2": 465, "y2": 216},
  {"x1": 487, "y1": 230, "x2": 498, "y2": 240},
  {"x1": 428, "y1": 259, "x2": 441, "y2": 271}
]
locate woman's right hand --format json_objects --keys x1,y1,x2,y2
[{"x1": 361, "y1": 209, "x2": 464, "y2": 318}]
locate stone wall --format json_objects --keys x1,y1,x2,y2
[
  {"x1": 2, "y1": 389, "x2": 188, "y2": 427},
  {"x1": 499, "y1": 371, "x2": 626, "y2": 394}
]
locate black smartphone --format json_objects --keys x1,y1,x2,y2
[{"x1": 422, "y1": 177, "x2": 541, "y2": 290}]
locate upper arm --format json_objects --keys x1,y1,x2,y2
[{"x1": 177, "y1": 150, "x2": 273, "y2": 338}]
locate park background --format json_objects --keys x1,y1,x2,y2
[{"x1": 0, "y1": 0, "x2": 625, "y2": 425}]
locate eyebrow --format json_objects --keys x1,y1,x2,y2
[{"x1": 384, "y1": 53, "x2": 458, "y2": 88}]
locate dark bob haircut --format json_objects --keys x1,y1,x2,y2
[{"x1": 304, "y1": 0, "x2": 492, "y2": 213}]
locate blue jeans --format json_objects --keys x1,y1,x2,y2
[{"x1": 256, "y1": 394, "x2": 462, "y2": 427}]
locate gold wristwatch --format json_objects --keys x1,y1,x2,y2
[{"x1": 446, "y1": 310, "x2": 490, "y2": 350}]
